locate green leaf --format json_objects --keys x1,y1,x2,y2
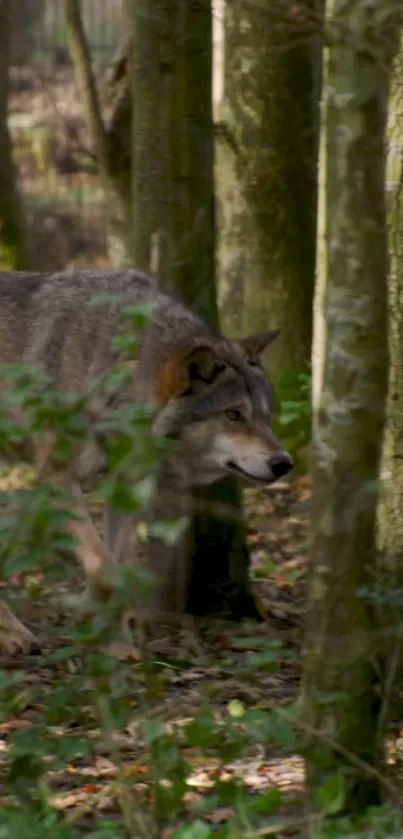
[
  {"x1": 174, "y1": 821, "x2": 212, "y2": 839},
  {"x1": 316, "y1": 773, "x2": 346, "y2": 815},
  {"x1": 244, "y1": 650, "x2": 281, "y2": 672},
  {"x1": 149, "y1": 517, "x2": 189, "y2": 546},
  {"x1": 249, "y1": 788, "x2": 282, "y2": 814},
  {"x1": 228, "y1": 699, "x2": 245, "y2": 719},
  {"x1": 4, "y1": 552, "x2": 40, "y2": 578},
  {"x1": 123, "y1": 303, "x2": 155, "y2": 328},
  {"x1": 143, "y1": 719, "x2": 165, "y2": 744},
  {"x1": 8, "y1": 752, "x2": 44, "y2": 783},
  {"x1": 105, "y1": 482, "x2": 139, "y2": 514},
  {"x1": 267, "y1": 713, "x2": 296, "y2": 749},
  {"x1": 86, "y1": 826, "x2": 125, "y2": 839},
  {"x1": 86, "y1": 827, "x2": 125, "y2": 839},
  {"x1": 133, "y1": 475, "x2": 155, "y2": 506},
  {"x1": 186, "y1": 710, "x2": 219, "y2": 749},
  {"x1": 112, "y1": 333, "x2": 138, "y2": 353},
  {"x1": 242, "y1": 710, "x2": 296, "y2": 749}
]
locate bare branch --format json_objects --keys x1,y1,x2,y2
[
  {"x1": 64, "y1": 0, "x2": 110, "y2": 178},
  {"x1": 213, "y1": 120, "x2": 239, "y2": 155},
  {"x1": 32, "y1": 65, "x2": 96, "y2": 162}
]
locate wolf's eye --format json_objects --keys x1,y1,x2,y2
[{"x1": 226, "y1": 409, "x2": 243, "y2": 422}]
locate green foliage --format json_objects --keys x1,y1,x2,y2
[
  {"x1": 0, "y1": 304, "x2": 393, "y2": 838},
  {"x1": 315, "y1": 807, "x2": 403, "y2": 838},
  {"x1": 316, "y1": 773, "x2": 346, "y2": 816},
  {"x1": 275, "y1": 368, "x2": 311, "y2": 468},
  {"x1": 174, "y1": 822, "x2": 212, "y2": 839}
]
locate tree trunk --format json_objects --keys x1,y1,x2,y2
[
  {"x1": 65, "y1": 0, "x2": 132, "y2": 266},
  {"x1": 216, "y1": 133, "x2": 257, "y2": 337},
  {"x1": 0, "y1": 0, "x2": 29, "y2": 270},
  {"x1": 301, "y1": 0, "x2": 399, "y2": 820},
  {"x1": 221, "y1": 0, "x2": 322, "y2": 381},
  {"x1": 378, "y1": 32, "x2": 403, "y2": 705},
  {"x1": 10, "y1": 0, "x2": 45, "y2": 64},
  {"x1": 131, "y1": 0, "x2": 258, "y2": 621}
]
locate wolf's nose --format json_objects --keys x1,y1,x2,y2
[{"x1": 269, "y1": 452, "x2": 294, "y2": 479}]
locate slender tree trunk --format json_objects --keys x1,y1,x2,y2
[
  {"x1": 65, "y1": 0, "x2": 132, "y2": 265},
  {"x1": 216, "y1": 137, "x2": 251, "y2": 336},
  {"x1": 131, "y1": 0, "x2": 258, "y2": 620},
  {"x1": 10, "y1": 0, "x2": 45, "y2": 63},
  {"x1": 378, "y1": 32, "x2": 403, "y2": 706},
  {"x1": 301, "y1": 0, "x2": 399, "y2": 821},
  {"x1": 132, "y1": 0, "x2": 216, "y2": 314},
  {"x1": 221, "y1": 0, "x2": 322, "y2": 381},
  {"x1": 0, "y1": 0, "x2": 29, "y2": 270}
]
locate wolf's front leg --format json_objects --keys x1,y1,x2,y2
[
  {"x1": 65, "y1": 487, "x2": 139, "y2": 655},
  {"x1": 0, "y1": 599, "x2": 38, "y2": 654},
  {"x1": 143, "y1": 466, "x2": 193, "y2": 630},
  {"x1": 103, "y1": 504, "x2": 134, "y2": 564},
  {"x1": 66, "y1": 484, "x2": 122, "y2": 600},
  {"x1": 144, "y1": 535, "x2": 192, "y2": 630},
  {"x1": 102, "y1": 473, "x2": 193, "y2": 636}
]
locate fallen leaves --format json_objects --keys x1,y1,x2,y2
[{"x1": 0, "y1": 475, "x2": 310, "y2": 834}]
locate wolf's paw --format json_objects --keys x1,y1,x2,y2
[
  {"x1": 102, "y1": 640, "x2": 141, "y2": 661},
  {"x1": 0, "y1": 601, "x2": 39, "y2": 654}
]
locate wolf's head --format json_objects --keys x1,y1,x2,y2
[{"x1": 153, "y1": 330, "x2": 293, "y2": 487}]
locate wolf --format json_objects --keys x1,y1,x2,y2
[{"x1": 0, "y1": 268, "x2": 293, "y2": 653}]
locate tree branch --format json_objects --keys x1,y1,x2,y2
[
  {"x1": 64, "y1": 0, "x2": 110, "y2": 180},
  {"x1": 213, "y1": 120, "x2": 239, "y2": 155}
]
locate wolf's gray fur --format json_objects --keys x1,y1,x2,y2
[{"x1": 0, "y1": 268, "x2": 293, "y2": 652}]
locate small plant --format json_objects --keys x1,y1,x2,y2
[
  {"x1": 279, "y1": 370, "x2": 311, "y2": 427},
  {"x1": 276, "y1": 368, "x2": 312, "y2": 469}
]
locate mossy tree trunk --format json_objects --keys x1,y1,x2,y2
[
  {"x1": 378, "y1": 32, "x2": 403, "y2": 704},
  {"x1": 301, "y1": 0, "x2": 399, "y2": 820},
  {"x1": 216, "y1": 134, "x2": 257, "y2": 337},
  {"x1": 0, "y1": 0, "x2": 29, "y2": 270},
  {"x1": 221, "y1": 0, "x2": 322, "y2": 381},
  {"x1": 131, "y1": 0, "x2": 258, "y2": 620}
]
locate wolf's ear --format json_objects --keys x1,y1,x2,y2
[
  {"x1": 183, "y1": 346, "x2": 226, "y2": 389},
  {"x1": 157, "y1": 344, "x2": 225, "y2": 404},
  {"x1": 238, "y1": 329, "x2": 280, "y2": 363},
  {"x1": 153, "y1": 345, "x2": 225, "y2": 436}
]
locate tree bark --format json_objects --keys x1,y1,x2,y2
[
  {"x1": 378, "y1": 32, "x2": 403, "y2": 705},
  {"x1": 10, "y1": 0, "x2": 45, "y2": 64},
  {"x1": 221, "y1": 0, "x2": 322, "y2": 381},
  {"x1": 131, "y1": 0, "x2": 258, "y2": 621},
  {"x1": 216, "y1": 133, "x2": 257, "y2": 337},
  {"x1": 301, "y1": 0, "x2": 399, "y2": 820},
  {"x1": 132, "y1": 0, "x2": 216, "y2": 311},
  {"x1": 0, "y1": 0, "x2": 29, "y2": 270}
]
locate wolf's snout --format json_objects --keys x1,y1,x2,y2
[{"x1": 268, "y1": 452, "x2": 294, "y2": 480}]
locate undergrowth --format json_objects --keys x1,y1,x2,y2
[{"x1": 0, "y1": 308, "x2": 397, "y2": 838}]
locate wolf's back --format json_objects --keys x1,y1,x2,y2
[{"x1": 0, "y1": 268, "x2": 213, "y2": 393}]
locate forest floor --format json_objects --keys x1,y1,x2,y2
[{"x1": 0, "y1": 476, "x2": 311, "y2": 837}]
